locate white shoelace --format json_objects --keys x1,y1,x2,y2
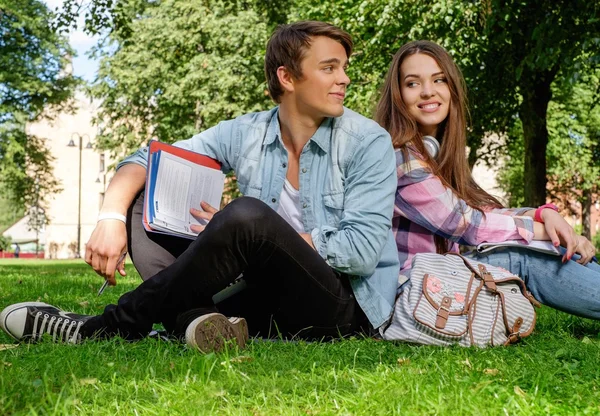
[{"x1": 31, "y1": 312, "x2": 84, "y2": 344}]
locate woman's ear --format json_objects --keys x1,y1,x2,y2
[{"x1": 276, "y1": 66, "x2": 295, "y2": 94}]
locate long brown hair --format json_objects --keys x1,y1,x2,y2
[{"x1": 375, "y1": 40, "x2": 503, "y2": 253}]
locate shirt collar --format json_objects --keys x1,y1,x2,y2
[
  {"x1": 263, "y1": 107, "x2": 333, "y2": 153},
  {"x1": 263, "y1": 107, "x2": 281, "y2": 146},
  {"x1": 310, "y1": 118, "x2": 333, "y2": 153}
]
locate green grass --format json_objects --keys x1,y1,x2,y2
[{"x1": 1, "y1": 261, "x2": 600, "y2": 415}]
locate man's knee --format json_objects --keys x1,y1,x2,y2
[{"x1": 219, "y1": 197, "x2": 274, "y2": 228}]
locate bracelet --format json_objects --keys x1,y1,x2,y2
[
  {"x1": 97, "y1": 212, "x2": 127, "y2": 224},
  {"x1": 534, "y1": 203, "x2": 558, "y2": 223}
]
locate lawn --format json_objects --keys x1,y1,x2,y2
[{"x1": 1, "y1": 260, "x2": 600, "y2": 415}]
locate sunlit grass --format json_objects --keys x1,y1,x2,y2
[{"x1": 1, "y1": 261, "x2": 600, "y2": 415}]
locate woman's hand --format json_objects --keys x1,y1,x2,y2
[
  {"x1": 190, "y1": 201, "x2": 219, "y2": 233},
  {"x1": 540, "y1": 209, "x2": 578, "y2": 262},
  {"x1": 574, "y1": 235, "x2": 597, "y2": 265}
]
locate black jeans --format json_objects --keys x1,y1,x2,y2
[{"x1": 84, "y1": 196, "x2": 370, "y2": 340}]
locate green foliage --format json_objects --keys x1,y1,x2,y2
[
  {"x1": 495, "y1": 120, "x2": 526, "y2": 208},
  {"x1": 59, "y1": 0, "x2": 599, "y2": 207},
  {"x1": 0, "y1": 115, "x2": 61, "y2": 224},
  {"x1": 593, "y1": 233, "x2": 600, "y2": 253},
  {"x1": 0, "y1": 0, "x2": 77, "y2": 118},
  {"x1": 0, "y1": 0, "x2": 77, "y2": 223},
  {"x1": 0, "y1": 195, "x2": 21, "y2": 232},
  {"x1": 466, "y1": 0, "x2": 599, "y2": 205},
  {"x1": 498, "y1": 69, "x2": 600, "y2": 220},
  {"x1": 547, "y1": 70, "x2": 600, "y2": 196},
  {"x1": 0, "y1": 234, "x2": 11, "y2": 251},
  {"x1": 91, "y1": 0, "x2": 272, "y2": 156}
]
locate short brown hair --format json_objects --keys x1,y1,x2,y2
[{"x1": 264, "y1": 21, "x2": 353, "y2": 103}]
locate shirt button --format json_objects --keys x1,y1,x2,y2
[
  {"x1": 282, "y1": 163, "x2": 287, "y2": 168},
  {"x1": 301, "y1": 168, "x2": 307, "y2": 173},
  {"x1": 271, "y1": 198, "x2": 276, "y2": 203},
  {"x1": 303, "y1": 203, "x2": 307, "y2": 208}
]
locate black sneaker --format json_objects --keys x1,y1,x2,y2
[
  {"x1": 0, "y1": 302, "x2": 91, "y2": 344},
  {"x1": 185, "y1": 313, "x2": 249, "y2": 353}
]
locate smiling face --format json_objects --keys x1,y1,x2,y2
[
  {"x1": 290, "y1": 36, "x2": 350, "y2": 119},
  {"x1": 399, "y1": 53, "x2": 450, "y2": 137}
]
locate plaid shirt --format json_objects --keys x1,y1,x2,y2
[{"x1": 394, "y1": 148, "x2": 534, "y2": 280}]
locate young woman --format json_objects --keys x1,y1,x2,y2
[{"x1": 375, "y1": 40, "x2": 600, "y2": 319}]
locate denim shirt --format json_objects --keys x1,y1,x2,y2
[{"x1": 118, "y1": 107, "x2": 400, "y2": 328}]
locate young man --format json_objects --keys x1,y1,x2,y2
[{"x1": 0, "y1": 21, "x2": 399, "y2": 352}]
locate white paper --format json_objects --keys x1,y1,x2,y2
[
  {"x1": 476, "y1": 240, "x2": 560, "y2": 256},
  {"x1": 151, "y1": 151, "x2": 225, "y2": 237}
]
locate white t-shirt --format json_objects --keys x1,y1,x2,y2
[{"x1": 276, "y1": 179, "x2": 304, "y2": 233}]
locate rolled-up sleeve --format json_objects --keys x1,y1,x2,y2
[
  {"x1": 395, "y1": 151, "x2": 534, "y2": 246},
  {"x1": 310, "y1": 133, "x2": 397, "y2": 276},
  {"x1": 488, "y1": 207, "x2": 533, "y2": 217}
]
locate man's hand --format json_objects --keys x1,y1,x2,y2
[
  {"x1": 300, "y1": 233, "x2": 315, "y2": 249},
  {"x1": 190, "y1": 201, "x2": 219, "y2": 233},
  {"x1": 540, "y1": 209, "x2": 578, "y2": 262},
  {"x1": 574, "y1": 235, "x2": 597, "y2": 265},
  {"x1": 85, "y1": 220, "x2": 128, "y2": 286}
]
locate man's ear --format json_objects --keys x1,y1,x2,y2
[{"x1": 276, "y1": 66, "x2": 295, "y2": 94}]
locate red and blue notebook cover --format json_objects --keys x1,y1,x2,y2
[{"x1": 142, "y1": 140, "x2": 222, "y2": 237}]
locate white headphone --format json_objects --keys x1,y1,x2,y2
[{"x1": 422, "y1": 135, "x2": 440, "y2": 159}]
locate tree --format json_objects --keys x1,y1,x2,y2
[
  {"x1": 546, "y1": 70, "x2": 600, "y2": 239},
  {"x1": 0, "y1": 0, "x2": 77, "y2": 222},
  {"x1": 58, "y1": 0, "x2": 599, "y2": 208},
  {"x1": 0, "y1": 194, "x2": 20, "y2": 232},
  {"x1": 497, "y1": 69, "x2": 600, "y2": 238},
  {"x1": 90, "y1": 0, "x2": 271, "y2": 154},
  {"x1": 472, "y1": 0, "x2": 600, "y2": 206},
  {"x1": 0, "y1": 234, "x2": 11, "y2": 252}
]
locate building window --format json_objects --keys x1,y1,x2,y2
[{"x1": 99, "y1": 154, "x2": 105, "y2": 172}]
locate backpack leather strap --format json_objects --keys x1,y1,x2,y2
[
  {"x1": 478, "y1": 264, "x2": 497, "y2": 292},
  {"x1": 435, "y1": 296, "x2": 453, "y2": 329}
]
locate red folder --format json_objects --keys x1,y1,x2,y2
[{"x1": 142, "y1": 140, "x2": 222, "y2": 236}]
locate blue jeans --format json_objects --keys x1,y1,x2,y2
[{"x1": 467, "y1": 248, "x2": 600, "y2": 320}]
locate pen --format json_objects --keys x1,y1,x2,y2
[
  {"x1": 97, "y1": 252, "x2": 127, "y2": 296},
  {"x1": 97, "y1": 279, "x2": 109, "y2": 297}
]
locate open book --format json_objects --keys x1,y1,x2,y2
[
  {"x1": 143, "y1": 141, "x2": 225, "y2": 239},
  {"x1": 476, "y1": 240, "x2": 560, "y2": 256}
]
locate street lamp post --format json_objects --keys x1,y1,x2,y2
[{"x1": 67, "y1": 133, "x2": 92, "y2": 258}]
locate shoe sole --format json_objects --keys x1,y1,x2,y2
[
  {"x1": 0, "y1": 302, "x2": 52, "y2": 341},
  {"x1": 185, "y1": 313, "x2": 249, "y2": 353}
]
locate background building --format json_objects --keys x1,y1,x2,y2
[{"x1": 25, "y1": 92, "x2": 114, "y2": 259}]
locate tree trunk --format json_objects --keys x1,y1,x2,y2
[
  {"x1": 520, "y1": 74, "x2": 554, "y2": 207},
  {"x1": 582, "y1": 188, "x2": 592, "y2": 239}
]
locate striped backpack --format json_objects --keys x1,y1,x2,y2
[{"x1": 382, "y1": 252, "x2": 540, "y2": 347}]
